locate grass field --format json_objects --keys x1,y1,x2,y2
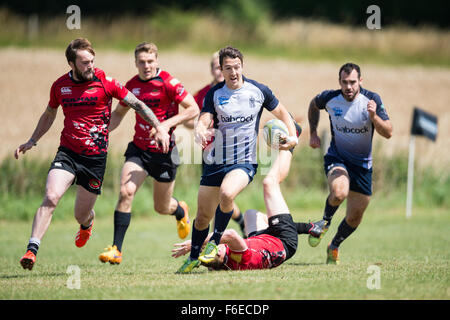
[{"x1": 1, "y1": 206, "x2": 448, "y2": 300}]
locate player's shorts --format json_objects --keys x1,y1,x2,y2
[
  {"x1": 200, "y1": 163, "x2": 258, "y2": 187},
  {"x1": 252, "y1": 213, "x2": 298, "y2": 261},
  {"x1": 49, "y1": 146, "x2": 107, "y2": 194},
  {"x1": 324, "y1": 154, "x2": 373, "y2": 196},
  {"x1": 124, "y1": 142, "x2": 179, "y2": 183}
]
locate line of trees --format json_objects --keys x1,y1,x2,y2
[{"x1": 1, "y1": 0, "x2": 448, "y2": 28}]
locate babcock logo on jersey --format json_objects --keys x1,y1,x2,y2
[
  {"x1": 220, "y1": 114, "x2": 254, "y2": 123},
  {"x1": 335, "y1": 125, "x2": 369, "y2": 134}
]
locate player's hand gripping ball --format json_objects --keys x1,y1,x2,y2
[{"x1": 263, "y1": 119, "x2": 289, "y2": 148}]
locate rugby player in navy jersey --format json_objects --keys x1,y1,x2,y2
[
  {"x1": 184, "y1": 51, "x2": 247, "y2": 238},
  {"x1": 177, "y1": 46, "x2": 299, "y2": 273},
  {"x1": 15, "y1": 38, "x2": 170, "y2": 270},
  {"x1": 307, "y1": 63, "x2": 393, "y2": 264}
]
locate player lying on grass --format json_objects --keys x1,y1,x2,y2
[{"x1": 172, "y1": 149, "x2": 327, "y2": 271}]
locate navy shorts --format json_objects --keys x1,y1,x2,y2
[
  {"x1": 200, "y1": 163, "x2": 258, "y2": 187},
  {"x1": 324, "y1": 154, "x2": 373, "y2": 196},
  {"x1": 124, "y1": 142, "x2": 179, "y2": 183},
  {"x1": 49, "y1": 146, "x2": 107, "y2": 194}
]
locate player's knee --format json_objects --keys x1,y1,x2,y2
[
  {"x1": 154, "y1": 201, "x2": 171, "y2": 215},
  {"x1": 330, "y1": 188, "x2": 348, "y2": 203},
  {"x1": 219, "y1": 189, "x2": 234, "y2": 207},
  {"x1": 262, "y1": 175, "x2": 277, "y2": 195},
  {"x1": 194, "y1": 214, "x2": 210, "y2": 230},
  {"x1": 119, "y1": 184, "x2": 136, "y2": 203},
  {"x1": 42, "y1": 191, "x2": 61, "y2": 209}
]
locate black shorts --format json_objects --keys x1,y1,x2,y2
[
  {"x1": 253, "y1": 214, "x2": 298, "y2": 261},
  {"x1": 49, "y1": 146, "x2": 107, "y2": 194},
  {"x1": 124, "y1": 142, "x2": 179, "y2": 183}
]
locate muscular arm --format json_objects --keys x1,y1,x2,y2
[
  {"x1": 308, "y1": 98, "x2": 322, "y2": 148},
  {"x1": 15, "y1": 105, "x2": 58, "y2": 159},
  {"x1": 161, "y1": 93, "x2": 200, "y2": 130},
  {"x1": 194, "y1": 112, "x2": 214, "y2": 148},
  {"x1": 367, "y1": 99, "x2": 393, "y2": 139},
  {"x1": 308, "y1": 98, "x2": 320, "y2": 135},
  {"x1": 270, "y1": 102, "x2": 298, "y2": 150},
  {"x1": 121, "y1": 91, "x2": 170, "y2": 153},
  {"x1": 121, "y1": 91, "x2": 161, "y2": 128},
  {"x1": 109, "y1": 102, "x2": 130, "y2": 132}
]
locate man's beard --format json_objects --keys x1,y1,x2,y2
[{"x1": 74, "y1": 66, "x2": 94, "y2": 82}]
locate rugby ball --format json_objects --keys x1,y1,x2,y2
[{"x1": 262, "y1": 119, "x2": 289, "y2": 148}]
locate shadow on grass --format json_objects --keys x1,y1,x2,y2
[{"x1": 0, "y1": 272, "x2": 66, "y2": 279}]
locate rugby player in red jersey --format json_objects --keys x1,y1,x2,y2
[
  {"x1": 98, "y1": 42, "x2": 199, "y2": 265},
  {"x1": 183, "y1": 51, "x2": 247, "y2": 238},
  {"x1": 15, "y1": 38, "x2": 170, "y2": 270}
]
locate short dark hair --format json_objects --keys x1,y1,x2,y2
[
  {"x1": 65, "y1": 38, "x2": 95, "y2": 64},
  {"x1": 219, "y1": 46, "x2": 243, "y2": 68},
  {"x1": 339, "y1": 62, "x2": 361, "y2": 79}
]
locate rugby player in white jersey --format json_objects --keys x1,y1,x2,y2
[
  {"x1": 176, "y1": 46, "x2": 299, "y2": 273},
  {"x1": 307, "y1": 63, "x2": 393, "y2": 264}
]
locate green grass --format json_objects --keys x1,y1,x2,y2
[{"x1": 1, "y1": 206, "x2": 449, "y2": 299}]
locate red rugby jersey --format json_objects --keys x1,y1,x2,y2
[
  {"x1": 194, "y1": 84, "x2": 211, "y2": 109},
  {"x1": 224, "y1": 233, "x2": 287, "y2": 270},
  {"x1": 48, "y1": 68, "x2": 129, "y2": 155},
  {"x1": 194, "y1": 83, "x2": 214, "y2": 149},
  {"x1": 119, "y1": 69, "x2": 188, "y2": 152}
]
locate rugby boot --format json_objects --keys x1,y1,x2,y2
[
  {"x1": 20, "y1": 250, "x2": 36, "y2": 270},
  {"x1": 176, "y1": 201, "x2": 191, "y2": 239},
  {"x1": 308, "y1": 219, "x2": 329, "y2": 247},
  {"x1": 75, "y1": 221, "x2": 94, "y2": 248},
  {"x1": 176, "y1": 257, "x2": 200, "y2": 274},
  {"x1": 326, "y1": 243, "x2": 340, "y2": 265},
  {"x1": 198, "y1": 242, "x2": 218, "y2": 264},
  {"x1": 99, "y1": 245, "x2": 122, "y2": 265}
]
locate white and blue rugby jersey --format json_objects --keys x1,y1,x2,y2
[
  {"x1": 202, "y1": 76, "x2": 279, "y2": 164},
  {"x1": 315, "y1": 87, "x2": 389, "y2": 169}
]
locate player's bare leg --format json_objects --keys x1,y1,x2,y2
[
  {"x1": 116, "y1": 161, "x2": 147, "y2": 213},
  {"x1": 176, "y1": 186, "x2": 219, "y2": 273},
  {"x1": 74, "y1": 185, "x2": 97, "y2": 247},
  {"x1": 198, "y1": 169, "x2": 250, "y2": 263},
  {"x1": 309, "y1": 166, "x2": 350, "y2": 247},
  {"x1": 99, "y1": 161, "x2": 146, "y2": 264},
  {"x1": 327, "y1": 191, "x2": 370, "y2": 264},
  {"x1": 263, "y1": 150, "x2": 292, "y2": 218},
  {"x1": 21, "y1": 169, "x2": 74, "y2": 270},
  {"x1": 153, "y1": 179, "x2": 191, "y2": 239}
]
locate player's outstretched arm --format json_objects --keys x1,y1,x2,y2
[
  {"x1": 121, "y1": 91, "x2": 170, "y2": 153},
  {"x1": 160, "y1": 93, "x2": 199, "y2": 130},
  {"x1": 308, "y1": 98, "x2": 321, "y2": 149},
  {"x1": 194, "y1": 112, "x2": 214, "y2": 148},
  {"x1": 367, "y1": 100, "x2": 393, "y2": 139},
  {"x1": 14, "y1": 106, "x2": 57, "y2": 159},
  {"x1": 109, "y1": 102, "x2": 131, "y2": 132},
  {"x1": 270, "y1": 102, "x2": 298, "y2": 150}
]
